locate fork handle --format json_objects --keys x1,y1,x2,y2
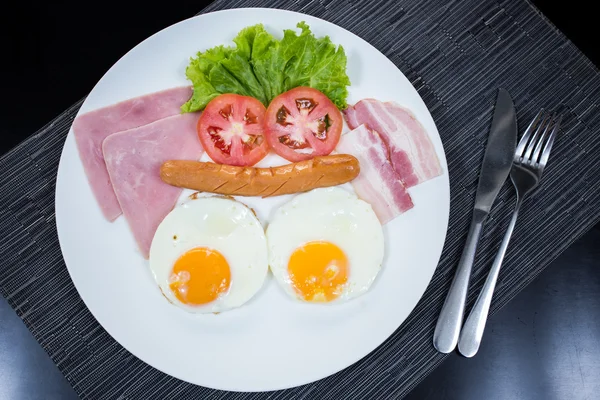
[
  {"x1": 433, "y1": 210, "x2": 486, "y2": 353},
  {"x1": 458, "y1": 198, "x2": 523, "y2": 357}
]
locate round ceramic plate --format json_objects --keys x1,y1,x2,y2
[{"x1": 55, "y1": 8, "x2": 450, "y2": 392}]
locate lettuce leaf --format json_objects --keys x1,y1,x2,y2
[
  {"x1": 251, "y1": 29, "x2": 286, "y2": 103},
  {"x1": 180, "y1": 46, "x2": 230, "y2": 113},
  {"x1": 181, "y1": 22, "x2": 350, "y2": 113},
  {"x1": 279, "y1": 22, "x2": 350, "y2": 109}
]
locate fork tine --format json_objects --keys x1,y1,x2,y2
[
  {"x1": 523, "y1": 112, "x2": 550, "y2": 162},
  {"x1": 538, "y1": 114, "x2": 562, "y2": 169},
  {"x1": 515, "y1": 109, "x2": 544, "y2": 159},
  {"x1": 531, "y1": 112, "x2": 556, "y2": 164}
]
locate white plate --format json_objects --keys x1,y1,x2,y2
[{"x1": 55, "y1": 8, "x2": 450, "y2": 392}]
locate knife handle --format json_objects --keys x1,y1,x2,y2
[{"x1": 433, "y1": 210, "x2": 486, "y2": 353}]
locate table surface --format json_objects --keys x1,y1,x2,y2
[{"x1": 1, "y1": 1, "x2": 599, "y2": 399}]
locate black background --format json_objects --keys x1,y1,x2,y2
[
  {"x1": 1, "y1": 0, "x2": 598, "y2": 148},
  {"x1": 1, "y1": 1, "x2": 599, "y2": 399}
]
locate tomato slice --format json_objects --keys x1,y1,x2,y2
[
  {"x1": 197, "y1": 94, "x2": 269, "y2": 166},
  {"x1": 264, "y1": 87, "x2": 343, "y2": 162}
]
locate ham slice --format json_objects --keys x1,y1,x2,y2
[
  {"x1": 343, "y1": 99, "x2": 442, "y2": 187},
  {"x1": 337, "y1": 124, "x2": 413, "y2": 224},
  {"x1": 73, "y1": 86, "x2": 193, "y2": 221},
  {"x1": 103, "y1": 113, "x2": 204, "y2": 258}
]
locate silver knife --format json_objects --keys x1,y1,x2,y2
[{"x1": 433, "y1": 88, "x2": 517, "y2": 354}]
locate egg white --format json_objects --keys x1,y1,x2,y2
[
  {"x1": 149, "y1": 195, "x2": 268, "y2": 313},
  {"x1": 266, "y1": 187, "x2": 384, "y2": 303}
]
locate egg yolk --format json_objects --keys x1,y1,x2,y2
[
  {"x1": 169, "y1": 247, "x2": 231, "y2": 305},
  {"x1": 287, "y1": 241, "x2": 349, "y2": 302}
]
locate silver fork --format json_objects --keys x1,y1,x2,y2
[{"x1": 457, "y1": 109, "x2": 563, "y2": 357}]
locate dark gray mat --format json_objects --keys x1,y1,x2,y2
[{"x1": 1, "y1": 0, "x2": 599, "y2": 399}]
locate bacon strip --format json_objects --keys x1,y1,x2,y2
[
  {"x1": 343, "y1": 99, "x2": 442, "y2": 187},
  {"x1": 337, "y1": 124, "x2": 413, "y2": 224},
  {"x1": 343, "y1": 104, "x2": 360, "y2": 129}
]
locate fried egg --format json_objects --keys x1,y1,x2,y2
[
  {"x1": 266, "y1": 187, "x2": 384, "y2": 303},
  {"x1": 149, "y1": 195, "x2": 268, "y2": 313}
]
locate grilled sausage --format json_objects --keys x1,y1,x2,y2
[{"x1": 160, "y1": 154, "x2": 360, "y2": 197}]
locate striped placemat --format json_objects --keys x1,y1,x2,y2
[{"x1": 1, "y1": 0, "x2": 599, "y2": 398}]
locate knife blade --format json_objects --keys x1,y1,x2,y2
[
  {"x1": 473, "y1": 89, "x2": 519, "y2": 213},
  {"x1": 433, "y1": 88, "x2": 517, "y2": 354}
]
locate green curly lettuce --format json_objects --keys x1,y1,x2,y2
[{"x1": 181, "y1": 22, "x2": 350, "y2": 113}]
